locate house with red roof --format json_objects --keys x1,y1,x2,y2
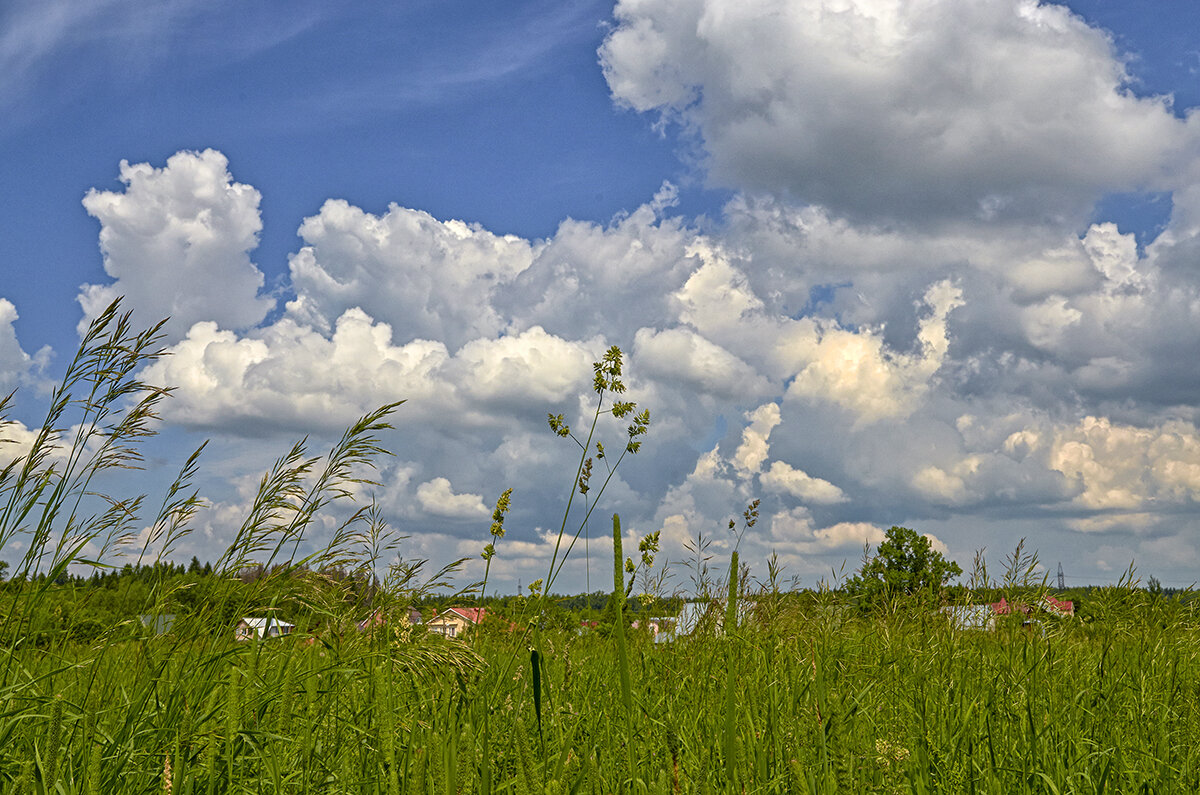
[
  {"x1": 1039, "y1": 594, "x2": 1074, "y2": 617},
  {"x1": 355, "y1": 607, "x2": 423, "y2": 632},
  {"x1": 426, "y1": 607, "x2": 487, "y2": 638},
  {"x1": 989, "y1": 597, "x2": 1027, "y2": 617},
  {"x1": 991, "y1": 595, "x2": 1074, "y2": 618},
  {"x1": 943, "y1": 594, "x2": 1075, "y2": 630}
]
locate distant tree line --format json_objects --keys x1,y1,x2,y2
[{"x1": 1, "y1": 536, "x2": 1191, "y2": 647}]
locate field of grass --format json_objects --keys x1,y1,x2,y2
[
  {"x1": 3, "y1": 302, "x2": 1200, "y2": 793},
  {"x1": 3, "y1": 586, "x2": 1200, "y2": 793}
]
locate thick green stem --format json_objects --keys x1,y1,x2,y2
[
  {"x1": 612, "y1": 514, "x2": 635, "y2": 783},
  {"x1": 723, "y1": 549, "x2": 739, "y2": 789},
  {"x1": 613, "y1": 514, "x2": 633, "y2": 718}
]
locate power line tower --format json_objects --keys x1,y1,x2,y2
[{"x1": 1057, "y1": 562, "x2": 1066, "y2": 590}]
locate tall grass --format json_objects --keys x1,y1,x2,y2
[{"x1": 3, "y1": 303, "x2": 1200, "y2": 792}]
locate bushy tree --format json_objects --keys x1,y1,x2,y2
[{"x1": 846, "y1": 526, "x2": 961, "y2": 602}]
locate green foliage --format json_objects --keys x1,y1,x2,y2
[{"x1": 847, "y1": 525, "x2": 963, "y2": 603}]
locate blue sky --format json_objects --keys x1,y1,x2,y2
[
  {"x1": 1, "y1": 0, "x2": 716, "y2": 353},
  {"x1": 4, "y1": 0, "x2": 1200, "y2": 592}
]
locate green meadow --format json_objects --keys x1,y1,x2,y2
[{"x1": 3, "y1": 304, "x2": 1199, "y2": 793}]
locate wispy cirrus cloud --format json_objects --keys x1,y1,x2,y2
[{"x1": 0, "y1": 0, "x2": 323, "y2": 126}]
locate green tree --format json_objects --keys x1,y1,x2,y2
[{"x1": 846, "y1": 526, "x2": 961, "y2": 602}]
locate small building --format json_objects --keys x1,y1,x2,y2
[
  {"x1": 992, "y1": 595, "x2": 1075, "y2": 619},
  {"x1": 655, "y1": 599, "x2": 754, "y2": 642},
  {"x1": 940, "y1": 604, "x2": 996, "y2": 631},
  {"x1": 631, "y1": 618, "x2": 665, "y2": 639},
  {"x1": 426, "y1": 607, "x2": 486, "y2": 638},
  {"x1": 1040, "y1": 594, "x2": 1075, "y2": 617},
  {"x1": 235, "y1": 616, "x2": 294, "y2": 641},
  {"x1": 356, "y1": 607, "x2": 423, "y2": 632},
  {"x1": 942, "y1": 594, "x2": 1075, "y2": 630}
]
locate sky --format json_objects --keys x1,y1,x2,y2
[{"x1": 3, "y1": 0, "x2": 1200, "y2": 593}]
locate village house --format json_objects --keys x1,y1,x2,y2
[
  {"x1": 235, "y1": 616, "x2": 294, "y2": 641},
  {"x1": 941, "y1": 594, "x2": 1076, "y2": 630},
  {"x1": 639, "y1": 599, "x2": 757, "y2": 643},
  {"x1": 1040, "y1": 594, "x2": 1075, "y2": 617},
  {"x1": 426, "y1": 607, "x2": 486, "y2": 638},
  {"x1": 940, "y1": 604, "x2": 998, "y2": 631},
  {"x1": 356, "y1": 607, "x2": 423, "y2": 632}
]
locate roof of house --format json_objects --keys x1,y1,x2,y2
[
  {"x1": 1041, "y1": 594, "x2": 1074, "y2": 614},
  {"x1": 430, "y1": 607, "x2": 486, "y2": 625},
  {"x1": 990, "y1": 597, "x2": 1027, "y2": 615},
  {"x1": 240, "y1": 617, "x2": 294, "y2": 629},
  {"x1": 356, "y1": 607, "x2": 423, "y2": 631},
  {"x1": 990, "y1": 596, "x2": 1074, "y2": 617}
]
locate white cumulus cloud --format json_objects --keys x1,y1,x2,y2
[
  {"x1": 784, "y1": 281, "x2": 963, "y2": 423},
  {"x1": 416, "y1": 477, "x2": 490, "y2": 520},
  {"x1": 78, "y1": 149, "x2": 273, "y2": 340},
  {"x1": 601, "y1": 0, "x2": 1197, "y2": 225},
  {"x1": 286, "y1": 199, "x2": 536, "y2": 349},
  {"x1": 731, "y1": 402, "x2": 780, "y2": 476},
  {"x1": 1049, "y1": 416, "x2": 1200, "y2": 510},
  {"x1": 633, "y1": 326, "x2": 770, "y2": 400},
  {"x1": 761, "y1": 461, "x2": 846, "y2": 505}
]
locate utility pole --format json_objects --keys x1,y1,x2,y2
[{"x1": 1057, "y1": 562, "x2": 1066, "y2": 590}]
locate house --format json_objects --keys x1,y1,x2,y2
[
  {"x1": 631, "y1": 618, "x2": 665, "y2": 639},
  {"x1": 942, "y1": 594, "x2": 1075, "y2": 630},
  {"x1": 989, "y1": 597, "x2": 1029, "y2": 617},
  {"x1": 992, "y1": 595, "x2": 1075, "y2": 619},
  {"x1": 235, "y1": 616, "x2": 294, "y2": 641},
  {"x1": 356, "y1": 607, "x2": 423, "y2": 632},
  {"x1": 426, "y1": 607, "x2": 486, "y2": 638},
  {"x1": 655, "y1": 599, "x2": 755, "y2": 642},
  {"x1": 940, "y1": 604, "x2": 997, "y2": 631},
  {"x1": 577, "y1": 617, "x2": 677, "y2": 642},
  {"x1": 1040, "y1": 594, "x2": 1075, "y2": 617}
]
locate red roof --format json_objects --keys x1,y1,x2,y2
[
  {"x1": 445, "y1": 607, "x2": 486, "y2": 624},
  {"x1": 1041, "y1": 595, "x2": 1074, "y2": 615},
  {"x1": 990, "y1": 596, "x2": 1074, "y2": 616},
  {"x1": 990, "y1": 597, "x2": 1028, "y2": 615}
]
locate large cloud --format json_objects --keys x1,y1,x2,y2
[
  {"x1": 600, "y1": 0, "x2": 1198, "y2": 226},
  {"x1": 1049, "y1": 416, "x2": 1200, "y2": 511},
  {"x1": 75, "y1": 138, "x2": 1200, "y2": 592},
  {"x1": 634, "y1": 326, "x2": 771, "y2": 401},
  {"x1": 108, "y1": 150, "x2": 1200, "y2": 589},
  {"x1": 142, "y1": 308, "x2": 601, "y2": 434},
  {"x1": 670, "y1": 247, "x2": 964, "y2": 423},
  {"x1": 78, "y1": 149, "x2": 273, "y2": 341},
  {"x1": 498, "y1": 185, "x2": 703, "y2": 344},
  {"x1": 415, "y1": 477, "x2": 490, "y2": 520},
  {"x1": 286, "y1": 199, "x2": 536, "y2": 350}
]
